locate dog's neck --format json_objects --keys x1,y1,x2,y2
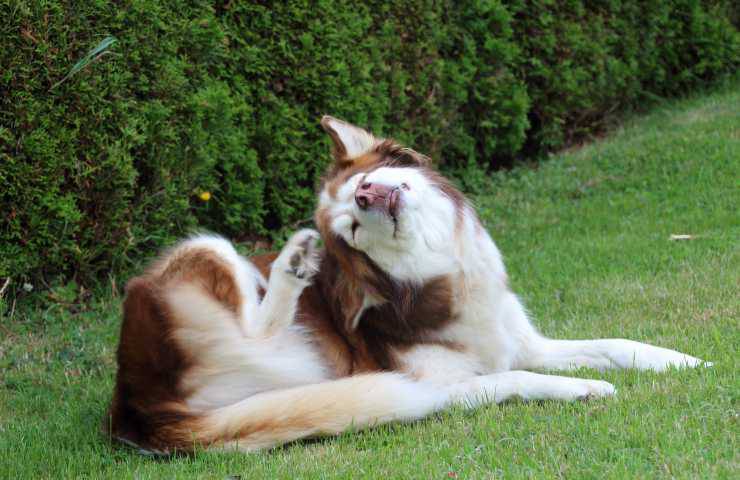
[{"x1": 310, "y1": 246, "x2": 457, "y2": 369}]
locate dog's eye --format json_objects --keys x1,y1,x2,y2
[{"x1": 400, "y1": 183, "x2": 410, "y2": 191}]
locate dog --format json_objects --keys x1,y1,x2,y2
[{"x1": 108, "y1": 116, "x2": 710, "y2": 453}]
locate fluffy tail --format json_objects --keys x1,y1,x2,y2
[{"x1": 182, "y1": 373, "x2": 451, "y2": 452}]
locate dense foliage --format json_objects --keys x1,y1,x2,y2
[{"x1": 1, "y1": 0, "x2": 737, "y2": 291}]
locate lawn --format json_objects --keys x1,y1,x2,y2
[{"x1": 1, "y1": 83, "x2": 738, "y2": 479}]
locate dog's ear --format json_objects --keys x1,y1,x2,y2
[{"x1": 321, "y1": 116, "x2": 379, "y2": 165}]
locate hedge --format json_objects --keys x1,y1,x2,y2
[{"x1": 1, "y1": 0, "x2": 738, "y2": 294}]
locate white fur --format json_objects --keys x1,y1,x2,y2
[
  {"x1": 321, "y1": 167, "x2": 459, "y2": 282},
  {"x1": 175, "y1": 234, "x2": 267, "y2": 333},
  {"x1": 164, "y1": 232, "x2": 329, "y2": 412},
  {"x1": 205, "y1": 370, "x2": 613, "y2": 452},
  {"x1": 398, "y1": 344, "x2": 485, "y2": 383},
  {"x1": 249, "y1": 229, "x2": 319, "y2": 337},
  {"x1": 322, "y1": 116, "x2": 378, "y2": 159},
  {"x1": 520, "y1": 338, "x2": 711, "y2": 371},
  {"x1": 157, "y1": 229, "x2": 621, "y2": 451},
  {"x1": 167, "y1": 283, "x2": 330, "y2": 411},
  {"x1": 317, "y1": 119, "x2": 709, "y2": 382},
  {"x1": 142, "y1": 119, "x2": 709, "y2": 452}
]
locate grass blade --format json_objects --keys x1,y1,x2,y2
[{"x1": 51, "y1": 36, "x2": 118, "y2": 90}]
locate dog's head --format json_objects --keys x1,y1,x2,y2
[{"x1": 315, "y1": 116, "x2": 468, "y2": 287}]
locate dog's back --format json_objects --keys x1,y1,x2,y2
[
  {"x1": 108, "y1": 241, "x2": 243, "y2": 452},
  {"x1": 107, "y1": 232, "x2": 443, "y2": 453}
]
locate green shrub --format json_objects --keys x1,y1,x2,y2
[
  {"x1": 1, "y1": 0, "x2": 737, "y2": 294},
  {"x1": 508, "y1": 0, "x2": 740, "y2": 151}
]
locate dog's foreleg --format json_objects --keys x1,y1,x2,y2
[
  {"x1": 243, "y1": 229, "x2": 320, "y2": 338},
  {"x1": 396, "y1": 346, "x2": 615, "y2": 406},
  {"x1": 519, "y1": 337, "x2": 711, "y2": 372}
]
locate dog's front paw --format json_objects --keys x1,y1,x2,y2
[{"x1": 283, "y1": 229, "x2": 321, "y2": 281}]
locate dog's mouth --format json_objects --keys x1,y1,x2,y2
[
  {"x1": 351, "y1": 188, "x2": 402, "y2": 241},
  {"x1": 387, "y1": 187, "x2": 401, "y2": 221},
  {"x1": 362, "y1": 187, "x2": 402, "y2": 220},
  {"x1": 355, "y1": 182, "x2": 403, "y2": 219},
  {"x1": 351, "y1": 182, "x2": 406, "y2": 242}
]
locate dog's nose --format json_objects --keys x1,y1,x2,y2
[{"x1": 355, "y1": 182, "x2": 392, "y2": 210}]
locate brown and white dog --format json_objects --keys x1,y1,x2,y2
[{"x1": 108, "y1": 116, "x2": 709, "y2": 453}]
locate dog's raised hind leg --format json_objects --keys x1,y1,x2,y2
[{"x1": 243, "y1": 229, "x2": 320, "y2": 338}]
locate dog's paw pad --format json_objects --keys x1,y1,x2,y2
[
  {"x1": 577, "y1": 380, "x2": 616, "y2": 400},
  {"x1": 283, "y1": 229, "x2": 320, "y2": 281}
]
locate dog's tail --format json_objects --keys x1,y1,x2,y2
[{"x1": 159, "y1": 373, "x2": 450, "y2": 452}]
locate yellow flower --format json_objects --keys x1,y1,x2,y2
[{"x1": 199, "y1": 191, "x2": 212, "y2": 202}]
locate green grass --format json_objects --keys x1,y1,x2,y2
[{"x1": 1, "y1": 83, "x2": 738, "y2": 479}]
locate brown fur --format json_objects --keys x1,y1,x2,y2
[
  {"x1": 304, "y1": 224, "x2": 457, "y2": 371},
  {"x1": 108, "y1": 247, "x2": 247, "y2": 451},
  {"x1": 309, "y1": 138, "x2": 462, "y2": 371},
  {"x1": 250, "y1": 243, "x2": 458, "y2": 374},
  {"x1": 108, "y1": 130, "x2": 467, "y2": 452},
  {"x1": 108, "y1": 277, "x2": 198, "y2": 451},
  {"x1": 156, "y1": 248, "x2": 243, "y2": 314},
  {"x1": 323, "y1": 139, "x2": 430, "y2": 198}
]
